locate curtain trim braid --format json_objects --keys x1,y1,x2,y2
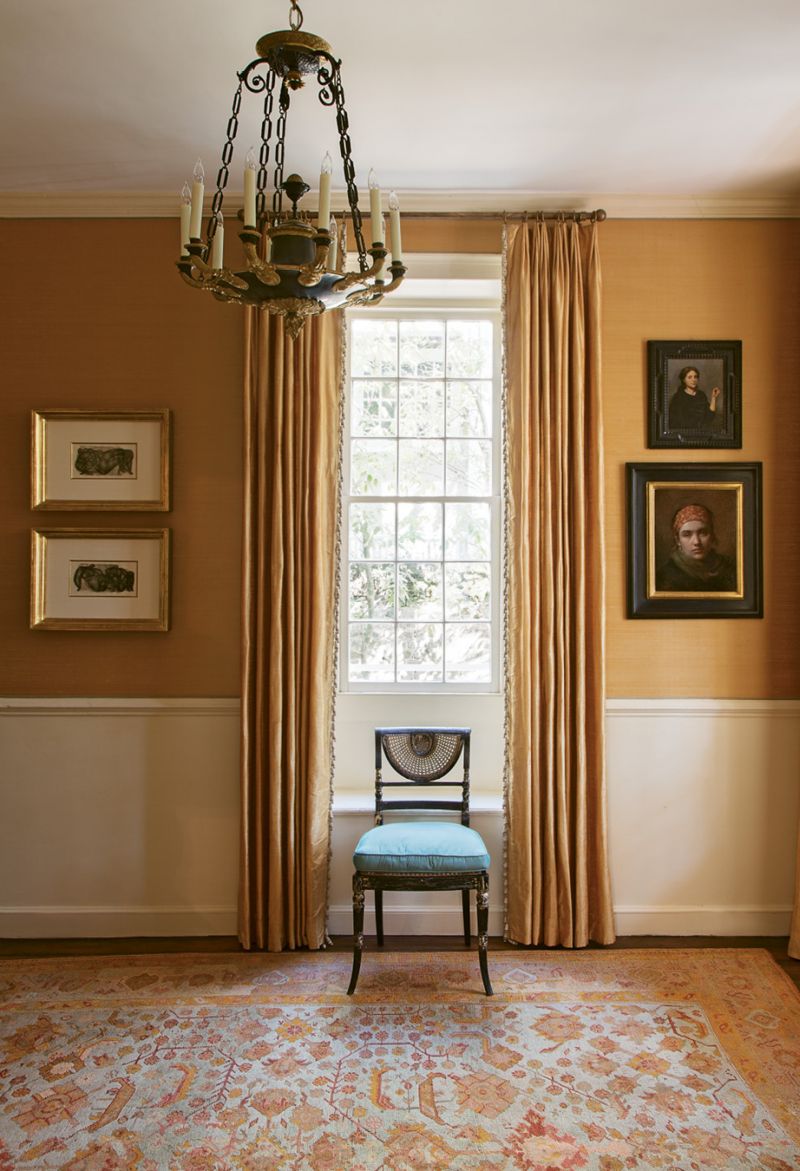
[
  {"x1": 500, "y1": 220, "x2": 513, "y2": 943},
  {"x1": 323, "y1": 311, "x2": 348, "y2": 948}
]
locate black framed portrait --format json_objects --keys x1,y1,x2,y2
[
  {"x1": 627, "y1": 462, "x2": 762, "y2": 619},
  {"x1": 647, "y1": 340, "x2": 742, "y2": 448}
]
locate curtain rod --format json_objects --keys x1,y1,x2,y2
[{"x1": 397, "y1": 209, "x2": 607, "y2": 222}]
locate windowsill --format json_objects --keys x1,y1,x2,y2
[{"x1": 332, "y1": 790, "x2": 504, "y2": 815}]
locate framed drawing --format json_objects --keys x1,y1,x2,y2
[
  {"x1": 647, "y1": 340, "x2": 742, "y2": 449},
  {"x1": 626, "y1": 462, "x2": 762, "y2": 619},
  {"x1": 31, "y1": 528, "x2": 170, "y2": 631},
  {"x1": 31, "y1": 409, "x2": 170, "y2": 510}
]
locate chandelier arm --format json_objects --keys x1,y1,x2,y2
[
  {"x1": 331, "y1": 245, "x2": 389, "y2": 294},
  {"x1": 241, "y1": 239, "x2": 282, "y2": 286},
  {"x1": 177, "y1": 246, "x2": 249, "y2": 294},
  {"x1": 346, "y1": 288, "x2": 385, "y2": 308},
  {"x1": 297, "y1": 229, "x2": 333, "y2": 287},
  {"x1": 344, "y1": 260, "x2": 406, "y2": 306}
]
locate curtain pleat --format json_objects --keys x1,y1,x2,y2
[
  {"x1": 504, "y1": 219, "x2": 615, "y2": 948},
  {"x1": 239, "y1": 309, "x2": 342, "y2": 952}
]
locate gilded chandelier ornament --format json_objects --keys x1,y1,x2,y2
[{"x1": 176, "y1": 0, "x2": 405, "y2": 337}]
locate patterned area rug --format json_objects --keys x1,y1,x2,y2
[{"x1": 1, "y1": 949, "x2": 799, "y2": 1170}]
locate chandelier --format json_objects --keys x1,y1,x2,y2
[{"x1": 176, "y1": 0, "x2": 406, "y2": 338}]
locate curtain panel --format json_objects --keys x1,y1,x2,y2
[
  {"x1": 791, "y1": 825, "x2": 800, "y2": 958},
  {"x1": 239, "y1": 310, "x2": 343, "y2": 951},
  {"x1": 503, "y1": 218, "x2": 615, "y2": 948}
]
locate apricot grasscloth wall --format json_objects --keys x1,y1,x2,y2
[
  {"x1": 1, "y1": 217, "x2": 798, "y2": 697},
  {"x1": 601, "y1": 219, "x2": 800, "y2": 697}
]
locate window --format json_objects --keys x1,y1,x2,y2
[{"x1": 343, "y1": 310, "x2": 501, "y2": 691}]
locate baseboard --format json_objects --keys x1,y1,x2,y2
[
  {"x1": 0, "y1": 906, "x2": 238, "y2": 939},
  {"x1": 613, "y1": 906, "x2": 793, "y2": 937},
  {"x1": 1, "y1": 904, "x2": 791, "y2": 941}
]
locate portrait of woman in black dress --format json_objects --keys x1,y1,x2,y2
[{"x1": 667, "y1": 366, "x2": 722, "y2": 432}]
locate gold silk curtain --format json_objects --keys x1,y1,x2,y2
[
  {"x1": 503, "y1": 218, "x2": 615, "y2": 948},
  {"x1": 791, "y1": 827, "x2": 800, "y2": 958},
  {"x1": 239, "y1": 309, "x2": 343, "y2": 951}
]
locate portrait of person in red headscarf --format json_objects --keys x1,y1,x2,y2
[{"x1": 656, "y1": 502, "x2": 738, "y2": 593}]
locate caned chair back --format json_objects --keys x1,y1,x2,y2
[{"x1": 374, "y1": 727, "x2": 471, "y2": 827}]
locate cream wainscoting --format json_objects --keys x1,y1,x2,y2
[
  {"x1": 605, "y1": 699, "x2": 800, "y2": 937},
  {"x1": 0, "y1": 699, "x2": 240, "y2": 937},
  {"x1": 0, "y1": 698, "x2": 797, "y2": 938}
]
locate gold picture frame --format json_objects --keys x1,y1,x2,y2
[
  {"x1": 31, "y1": 409, "x2": 170, "y2": 510},
  {"x1": 31, "y1": 528, "x2": 171, "y2": 631}
]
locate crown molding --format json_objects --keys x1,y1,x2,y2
[{"x1": 2, "y1": 189, "x2": 799, "y2": 220}]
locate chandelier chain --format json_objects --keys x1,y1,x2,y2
[
  {"x1": 272, "y1": 81, "x2": 291, "y2": 215},
  {"x1": 257, "y1": 71, "x2": 277, "y2": 223},
  {"x1": 289, "y1": 0, "x2": 303, "y2": 31},
  {"x1": 328, "y1": 64, "x2": 367, "y2": 269},
  {"x1": 208, "y1": 79, "x2": 244, "y2": 242}
]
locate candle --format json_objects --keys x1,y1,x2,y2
[
  {"x1": 318, "y1": 152, "x2": 332, "y2": 228},
  {"x1": 328, "y1": 217, "x2": 338, "y2": 270},
  {"x1": 388, "y1": 190, "x2": 402, "y2": 263},
  {"x1": 368, "y1": 169, "x2": 383, "y2": 244},
  {"x1": 179, "y1": 182, "x2": 192, "y2": 255},
  {"x1": 189, "y1": 158, "x2": 205, "y2": 239},
  {"x1": 210, "y1": 213, "x2": 224, "y2": 269},
  {"x1": 244, "y1": 147, "x2": 257, "y2": 228}
]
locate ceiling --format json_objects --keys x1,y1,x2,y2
[{"x1": 3, "y1": 0, "x2": 800, "y2": 216}]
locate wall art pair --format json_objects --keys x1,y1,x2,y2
[
  {"x1": 30, "y1": 410, "x2": 171, "y2": 631},
  {"x1": 629, "y1": 339, "x2": 761, "y2": 619}
]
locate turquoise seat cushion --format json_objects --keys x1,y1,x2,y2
[{"x1": 353, "y1": 821, "x2": 490, "y2": 874}]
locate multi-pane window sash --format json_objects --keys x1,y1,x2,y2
[{"x1": 345, "y1": 313, "x2": 500, "y2": 691}]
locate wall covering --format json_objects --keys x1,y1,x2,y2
[{"x1": 0, "y1": 216, "x2": 798, "y2": 938}]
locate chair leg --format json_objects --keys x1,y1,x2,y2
[
  {"x1": 347, "y1": 874, "x2": 366, "y2": 996},
  {"x1": 476, "y1": 874, "x2": 493, "y2": 996},
  {"x1": 461, "y1": 889, "x2": 471, "y2": 945},
  {"x1": 375, "y1": 888, "x2": 384, "y2": 946}
]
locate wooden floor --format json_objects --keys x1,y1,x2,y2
[{"x1": 1, "y1": 935, "x2": 798, "y2": 992}]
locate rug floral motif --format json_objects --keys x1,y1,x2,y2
[{"x1": 0, "y1": 949, "x2": 798, "y2": 1169}]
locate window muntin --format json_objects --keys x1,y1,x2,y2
[{"x1": 344, "y1": 312, "x2": 500, "y2": 691}]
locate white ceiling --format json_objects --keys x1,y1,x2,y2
[{"x1": 3, "y1": 0, "x2": 800, "y2": 216}]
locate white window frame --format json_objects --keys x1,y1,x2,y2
[{"x1": 341, "y1": 300, "x2": 503, "y2": 695}]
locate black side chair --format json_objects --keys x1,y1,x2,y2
[{"x1": 347, "y1": 726, "x2": 493, "y2": 996}]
